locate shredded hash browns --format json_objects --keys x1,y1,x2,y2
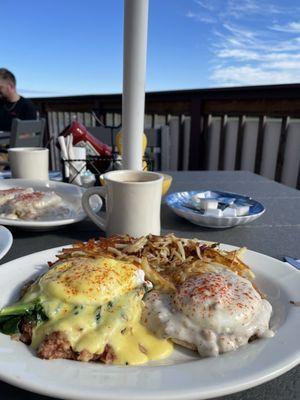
[{"x1": 55, "y1": 234, "x2": 254, "y2": 293}]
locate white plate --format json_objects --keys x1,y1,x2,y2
[
  {"x1": 0, "y1": 179, "x2": 101, "y2": 230},
  {"x1": 0, "y1": 244, "x2": 299, "y2": 400},
  {"x1": 0, "y1": 226, "x2": 12, "y2": 260}
]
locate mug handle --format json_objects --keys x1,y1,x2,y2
[{"x1": 82, "y1": 186, "x2": 107, "y2": 231}]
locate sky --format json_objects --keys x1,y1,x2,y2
[{"x1": 1, "y1": 0, "x2": 300, "y2": 97}]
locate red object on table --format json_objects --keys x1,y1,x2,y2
[{"x1": 61, "y1": 121, "x2": 112, "y2": 157}]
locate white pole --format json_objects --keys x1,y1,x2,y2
[{"x1": 122, "y1": 0, "x2": 149, "y2": 170}]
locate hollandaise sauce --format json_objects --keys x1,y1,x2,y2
[{"x1": 1, "y1": 257, "x2": 173, "y2": 365}]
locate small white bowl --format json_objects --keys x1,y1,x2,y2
[{"x1": 165, "y1": 190, "x2": 265, "y2": 228}]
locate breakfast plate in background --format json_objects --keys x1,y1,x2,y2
[
  {"x1": 165, "y1": 190, "x2": 265, "y2": 228},
  {"x1": 0, "y1": 179, "x2": 101, "y2": 231},
  {"x1": 0, "y1": 226, "x2": 12, "y2": 260},
  {"x1": 0, "y1": 243, "x2": 299, "y2": 400}
]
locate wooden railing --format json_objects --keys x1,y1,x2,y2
[{"x1": 32, "y1": 84, "x2": 300, "y2": 187}]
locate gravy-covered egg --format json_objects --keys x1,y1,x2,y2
[{"x1": 142, "y1": 265, "x2": 274, "y2": 357}]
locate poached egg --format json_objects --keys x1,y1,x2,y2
[
  {"x1": 142, "y1": 264, "x2": 274, "y2": 357},
  {"x1": 20, "y1": 256, "x2": 173, "y2": 364}
]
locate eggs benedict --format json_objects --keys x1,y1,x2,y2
[
  {"x1": 0, "y1": 234, "x2": 275, "y2": 363},
  {"x1": 0, "y1": 256, "x2": 173, "y2": 365},
  {"x1": 58, "y1": 234, "x2": 274, "y2": 358}
]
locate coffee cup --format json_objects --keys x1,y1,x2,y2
[
  {"x1": 8, "y1": 147, "x2": 49, "y2": 180},
  {"x1": 82, "y1": 170, "x2": 163, "y2": 237}
]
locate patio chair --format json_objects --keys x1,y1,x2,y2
[
  {"x1": 86, "y1": 126, "x2": 119, "y2": 147},
  {"x1": 10, "y1": 118, "x2": 46, "y2": 147},
  {"x1": 155, "y1": 117, "x2": 190, "y2": 171},
  {"x1": 144, "y1": 126, "x2": 171, "y2": 170},
  {"x1": 0, "y1": 118, "x2": 46, "y2": 169}
]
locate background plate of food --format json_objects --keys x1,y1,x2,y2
[
  {"x1": 0, "y1": 179, "x2": 101, "y2": 230},
  {"x1": 0, "y1": 234, "x2": 299, "y2": 400}
]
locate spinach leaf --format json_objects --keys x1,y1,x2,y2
[
  {"x1": 0, "y1": 300, "x2": 48, "y2": 335},
  {"x1": 0, "y1": 316, "x2": 21, "y2": 335}
]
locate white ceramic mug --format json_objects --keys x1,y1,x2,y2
[
  {"x1": 82, "y1": 170, "x2": 163, "y2": 237},
  {"x1": 8, "y1": 147, "x2": 49, "y2": 180}
]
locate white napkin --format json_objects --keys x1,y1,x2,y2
[
  {"x1": 58, "y1": 136, "x2": 69, "y2": 178},
  {"x1": 67, "y1": 134, "x2": 83, "y2": 186},
  {"x1": 59, "y1": 135, "x2": 86, "y2": 186}
]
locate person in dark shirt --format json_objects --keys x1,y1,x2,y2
[{"x1": 0, "y1": 68, "x2": 38, "y2": 131}]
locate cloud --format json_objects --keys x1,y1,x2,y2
[
  {"x1": 19, "y1": 88, "x2": 64, "y2": 96},
  {"x1": 186, "y1": 0, "x2": 300, "y2": 86},
  {"x1": 216, "y1": 48, "x2": 300, "y2": 63},
  {"x1": 266, "y1": 60, "x2": 300, "y2": 70},
  {"x1": 211, "y1": 23, "x2": 300, "y2": 85},
  {"x1": 222, "y1": 23, "x2": 257, "y2": 40},
  {"x1": 225, "y1": 0, "x2": 285, "y2": 18},
  {"x1": 211, "y1": 65, "x2": 300, "y2": 86},
  {"x1": 189, "y1": 0, "x2": 288, "y2": 21},
  {"x1": 271, "y1": 21, "x2": 300, "y2": 33},
  {"x1": 19, "y1": 88, "x2": 59, "y2": 93},
  {"x1": 185, "y1": 0, "x2": 300, "y2": 86},
  {"x1": 185, "y1": 10, "x2": 217, "y2": 24},
  {"x1": 194, "y1": 0, "x2": 215, "y2": 12},
  {"x1": 225, "y1": 0, "x2": 260, "y2": 18},
  {"x1": 216, "y1": 49, "x2": 260, "y2": 61}
]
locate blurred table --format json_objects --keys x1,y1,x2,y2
[{"x1": 0, "y1": 171, "x2": 299, "y2": 400}]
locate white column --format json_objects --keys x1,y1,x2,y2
[{"x1": 122, "y1": 0, "x2": 149, "y2": 170}]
